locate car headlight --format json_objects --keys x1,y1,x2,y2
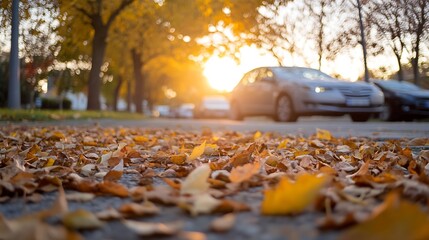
[{"x1": 314, "y1": 86, "x2": 333, "y2": 93}]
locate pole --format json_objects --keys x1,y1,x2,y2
[
  {"x1": 8, "y1": 0, "x2": 21, "y2": 109},
  {"x1": 357, "y1": 0, "x2": 369, "y2": 82}
]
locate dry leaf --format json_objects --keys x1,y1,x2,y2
[
  {"x1": 119, "y1": 202, "x2": 160, "y2": 217},
  {"x1": 316, "y1": 129, "x2": 332, "y2": 141},
  {"x1": 104, "y1": 159, "x2": 123, "y2": 181},
  {"x1": 188, "y1": 141, "x2": 206, "y2": 161},
  {"x1": 210, "y1": 213, "x2": 236, "y2": 232},
  {"x1": 339, "y1": 201, "x2": 429, "y2": 240},
  {"x1": 180, "y1": 164, "x2": 211, "y2": 195},
  {"x1": 98, "y1": 181, "x2": 129, "y2": 198},
  {"x1": 62, "y1": 209, "x2": 103, "y2": 230},
  {"x1": 66, "y1": 192, "x2": 95, "y2": 202},
  {"x1": 261, "y1": 174, "x2": 327, "y2": 215},
  {"x1": 229, "y1": 161, "x2": 260, "y2": 183},
  {"x1": 122, "y1": 220, "x2": 183, "y2": 236},
  {"x1": 170, "y1": 154, "x2": 187, "y2": 165}
]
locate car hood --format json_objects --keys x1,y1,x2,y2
[{"x1": 395, "y1": 89, "x2": 429, "y2": 98}]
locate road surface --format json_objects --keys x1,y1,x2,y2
[{"x1": 7, "y1": 116, "x2": 429, "y2": 139}]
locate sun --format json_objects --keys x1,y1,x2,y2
[{"x1": 203, "y1": 56, "x2": 242, "y2": 92}]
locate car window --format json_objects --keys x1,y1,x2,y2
[{"x1": 276, "y1": 68, "x2": 334, "y2": 81}]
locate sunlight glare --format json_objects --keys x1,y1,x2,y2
[{"x1": 203, "y1": 56, "x2": 242, "y2": 92}]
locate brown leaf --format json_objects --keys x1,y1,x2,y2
[
  {"x1": 103, "y1": 159, "x2": 123, "y2": 181},
  {"x1": 98, "y1": 181, "x2": 129, "y2": 198},
  {"x1": 119, "y1": 202, "x2": 160, "y2": 217}
]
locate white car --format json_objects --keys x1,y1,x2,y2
[
  {"x1": 230, "y1": 67, "x2": 384, "y2": 122},
  {"x1": 194, "y1": 96, "x2": 230, "y2": 119}
]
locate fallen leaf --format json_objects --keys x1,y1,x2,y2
[
  {"x1": 188, "y1": 141, "x2": 206, "y2": 161},
  {"x1": 62, "y1": 209, "x2": 103, "y2": 230},
  {"x1": 170, "y1": 154, "x2": 187, "y2": 165},
  {"x1": 98, "y1": 181, "x2": 129, "y2": 198},
  {"x1": 339, "y1": 201, "x2": 429, "y2": 240},
  {"x1": 316, "y1": 129, "x2": 332, "y2": 141},
  {"x1": 119, "y1": 202, "x2": 160, "y2": 217},
  {"x1": 180, "y1": 164, "x2": 211, "y2": 195},
  {"x1": 254, "y1": 131, "x2": 262, "y2": 140},
  {"x1": 104, "y1": 159, "x2": 123, "y2": 181},
  {"x1": 261, "y1": 174, "x2": 327, "y2": 215},
  {"x1": 122, "y1": 220, "x2": 183, "y2": 236},
  {"x1": 66, "y1": 192, "x2": 95, "y2": 202},
  {"x1": 210, "y1": 213, "x2": 236, "y2": 232},
  {"x1": 229, "y1": 161, "x2": 260, "y2": 183}
]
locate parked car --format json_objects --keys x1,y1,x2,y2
[
  {"x1": 176, "y1": 103, "x2": 195, "y2": 118},
  {"x1": 194, "y1": 96, "x2": 230, "y2": 118},
  {"x1": 372, "y1": 79, "x2": 429, "y2": 121},
  {"x1": 230, "y1": 67, "x2": 384, "y2": 122},
  {"x1": 152, "y1": 105, "x2": 171, "y2": 118}
]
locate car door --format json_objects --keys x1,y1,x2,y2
[
  {"x1": 252, "y1": 68, "x2": 277, "y2": 114},
  {"x1": 235, "y1": 69, "x2": 260, "y2": 115}
]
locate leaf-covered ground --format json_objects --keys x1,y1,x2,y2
[{"x1": 1, "y1": 125, "x2": 429, "y2": 240}]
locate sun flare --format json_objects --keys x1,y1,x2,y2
[{"x1": 203, "y1": 56, "x2": 242, "y2": 92}]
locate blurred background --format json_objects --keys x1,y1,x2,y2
[{"x1": 0, "y1": 0, "x2": 428, "y2": 118}]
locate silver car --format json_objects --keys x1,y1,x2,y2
[{"x1": 230, "y1": 67, "x2": 384, "y2": 122}]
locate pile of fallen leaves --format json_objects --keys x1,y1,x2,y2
[{"x1": 1, "y1": 125, "x2": 429, "y2": 239}]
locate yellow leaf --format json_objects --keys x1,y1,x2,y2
[
  {"x1": 170, "y1": 154, "x2": 187, "y2": 165},
  {"x1": 229, "y1": 161, "x2": 260, "y2": 183},
  {"x1": 44, "y1": 158, "x2": 55, "y2": 167},
  {"x1": 316, "y1": 128, "x2": 332, "y2": 141},
  {"x1": 261, "y1": 174, "x2": 327, "y2": 215},
  {"x1": 204, "y1": 144, "x2": 219, "y2": 155},
  {"x1": 188, "y1": 141, "x2": 206, "y2": 161},
  {"x1": 339, "y1": 201, "x2": 429, "y2": 240},
  {"x1": 134, "y1": 135, "x2": 149, "y2": 142},
  {"x1": 181, "y1": 164, "x2": 211, "y2": 195},
  {"x1": 277, "y1": 140, "x2": 289, "y2": 149},
  {"x1": 253, "y1": 131, "x2": 262, "y2": 140}
]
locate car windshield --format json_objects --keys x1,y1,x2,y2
[
  {"x1": 276, "y1": 68, "x2": 335, "y2": 81},
  {"x1": 376, "y1": 81, "x2": 420, "y2": 91}
]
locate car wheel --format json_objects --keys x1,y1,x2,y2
[
  {"x1": 379, "y1": 103, "x2": 395, "y2": 121},
  {"x1": 350, "y1": 113, "x2": 371, "y2": 122},
  {"x1": 275, "y1": 95, "x2": 297, "y2": 122},
  {"x1": 230, "y1": 102, "x2": 243, "y2": 121}
]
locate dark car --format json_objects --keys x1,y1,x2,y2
[
  {"x1": 372, "y1": 80, "x2": 429, "y2": 121},
  {"x1": 230, "y1": 67, "x2": 384, "y2": 122}
]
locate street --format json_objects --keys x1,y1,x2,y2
[
  {"x1": 1, "y1": 117, "x2": 429, "y2": 240},
  {"x1": 8, "y1": 116, "x2": 429, "y2": 139}
]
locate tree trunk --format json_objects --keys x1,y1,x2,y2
[
  {"x1": 87, "y1": 23, "x2": 108, "y2": 110},
  {"x1": 126, "y1": 78, "x2": 132, "y2": 112},
  {"x1": 113, "y1": 75, "x2": 123, "y2": 111},
  {"x1": 394, "y1": 52, "x2": 404, "y2": 81},
  {"x1": 132, "y1": 49, "x2": 144, "y2": 113},
  {"x1": 413, "y1": 39, "x2": 421, "y2": 86}
]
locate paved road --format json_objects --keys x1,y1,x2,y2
[
  {"x1": 1, "y1": 117, "x2": 428, "y2": 240},
  {"x1": 7, "y1": 116, "x2": 429, "y2": 139}
]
